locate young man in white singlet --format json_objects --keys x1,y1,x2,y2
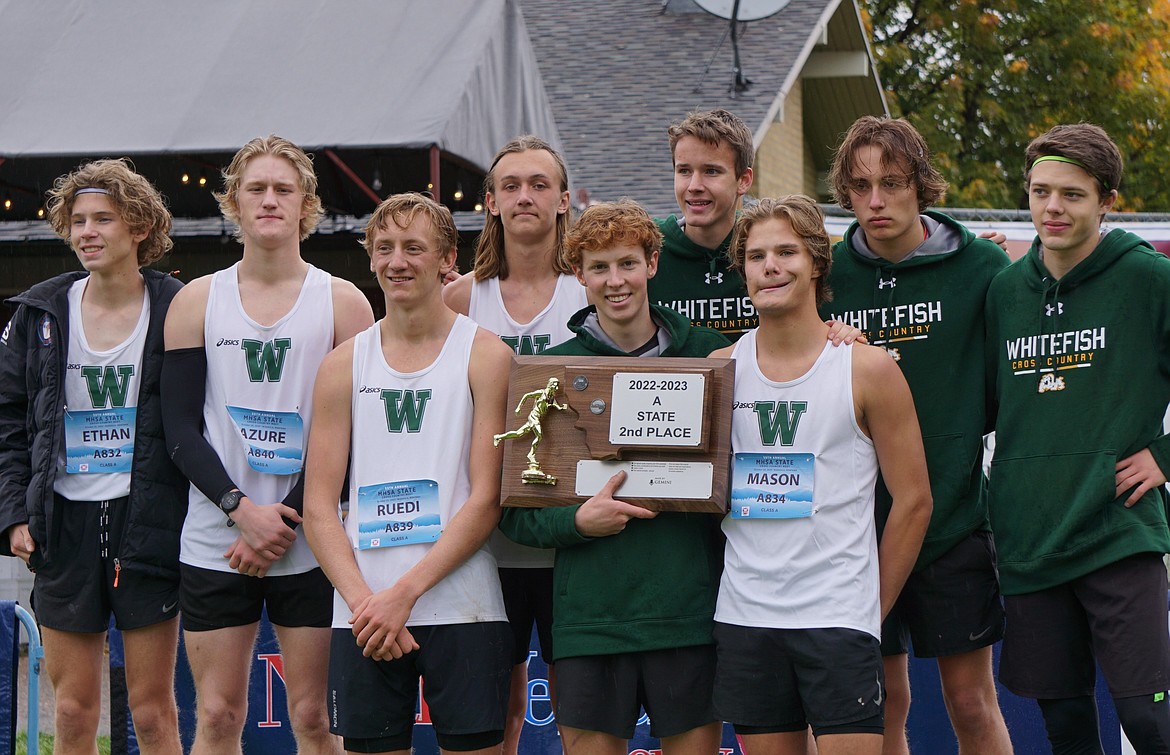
[
  {"x1": 1, "y1": 160, "x2": 185, "y2": 755},
  {"x1": 162, "y1": 136, "x2": 373, "y2": 754},
  {"x1": 443, "y1": 135, "x2": 585, "y2": 750},
  {"x1": 305, "y1": 193, "x2": 514, "y2": 754},
  {"x1": 710, "y1": 196, "x2": 931, "y2": 755}
]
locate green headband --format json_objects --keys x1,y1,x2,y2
[{"x1": 1031, "y1": 155, "x2": 1113, "y2": 191}]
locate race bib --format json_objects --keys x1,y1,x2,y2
[
  {"x1": 64, "y1": 407, "x2": 136, "y2": 473},
  {"x1": 730, "y1": 453, "x2": 815, "y2": 519},
  {"x1": 225, "y1": 406, "x2": 304, "y2": 474},
  {"x1": 355, "y1": 479, "x2": 441, "y2": 549}
]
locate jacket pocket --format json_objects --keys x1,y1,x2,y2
[{"x1": 988, "y1": 450, "x2": 1116, "y2": 565}]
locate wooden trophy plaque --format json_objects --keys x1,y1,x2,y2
[{"x1": 495, "y1": 355, "x2": 734, "y2": 513}]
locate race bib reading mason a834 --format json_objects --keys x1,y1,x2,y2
[{"x1": 730, "y1": 453, "x2": 815, "y2": 519}]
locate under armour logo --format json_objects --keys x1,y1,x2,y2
[
  {"x1": 877, "y1": 277, "x2": 896, "y2": 289},
  {"x1": 705, "y1": 272, "x2": 724, "y2": 285},
  {"x1": 1045, "y1": 302, "x2": 1064, "y2": 316}
]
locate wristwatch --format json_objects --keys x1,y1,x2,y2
[{"x1": 218, "y1": 489, "x2": 244, "y2": 526}]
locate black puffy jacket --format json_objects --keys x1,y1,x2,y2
[{"x1": 0, "y1": 269, "x2": 188, "y2": 579}]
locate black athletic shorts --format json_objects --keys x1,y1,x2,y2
[
  {"x1": 328, "y1": 622, "x2": 511, "y2": 752},
  {"x1": 33, "y1": 494, "x2": 178, "y2": 633},
  {"x1": 714, "y1": 623, "x2": 885, "y2": 737},
  {"x1": 1000, "y1": 552, "x2": 1170, "y2": 699},
  {"x1": 555, "y1": 644, "x2": 718, "y2": 740},
  {"x1": 179, "y1": 563, "x2": 333, "y2": 631},
  {"x1": 499, "y1": 567, "x2": 554, "y2": 664},
  {"x1": 881, "y1": 530, "x2": 1005, "y2": 657}
]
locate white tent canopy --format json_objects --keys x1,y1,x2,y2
[{"x1": 0, "y1": 0, "x2": 561, "y2": 170}]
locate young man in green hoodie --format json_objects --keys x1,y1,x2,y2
[
  {"x1": 500, "y1": 200, "x2": 730, "y2": 755},
  {"x1": 986, "y1": 123, "x2": 1170, "y2": 753},
  {"x1": 820, "y1": 116, "x2": 1012, "y2": 755},
  {"x1": 649, "y1": 109, "x2": 758, "y2": 339}
]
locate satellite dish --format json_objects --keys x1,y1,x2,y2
[
  {"x1": 694, "y1": 0, "x2": 791, "y2": 93},
  {"x1": 693, "y1": 0, "x2": 791, "y2": 21}
]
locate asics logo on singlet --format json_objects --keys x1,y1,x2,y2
[
  {"x1": 241, "y1": 338, "x2": 292, "y2": 382},
  {"x1": 1045, "y1": 302, "x2": 1064, "y2": 316},
  {"x1": 381, "y1": 389, "x2": 431, "y2": 433},
  {"x1": 705, "y1": 272, "x2": 724, "y2": 285},
  {"x1": 752, "y1": 401, "x2": 808, "y2": 446},
  {"x1": 501, "y1": 334, "x2": 552, "y2": 355},
  {"x1": 82, "y1": 365, "x2": 135, "y2": 409},
  {"x1": 215, "y1": 338, "x2": 241, "y2": 347},
  {"x1": 877, "y1": 276, "x2": 897, "y2": 289}
]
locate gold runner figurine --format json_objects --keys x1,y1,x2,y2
[{"x1": 493, "y1": 377, "x2": 567, "y2": 484}]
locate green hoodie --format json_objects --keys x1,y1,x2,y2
[
  {"x1": 986, "y1": 229, "x2": 1170, "y2": 595},
  {"x1": 820, "y1": 211, "x2": 1010, "y2": 569},
  {"x1": 648, "y1": 216, "x2": 756, "y2": 338},
  {"x1": 499, "y1": 304, "x2": 730, "y2": 660}
]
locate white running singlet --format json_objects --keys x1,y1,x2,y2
[
  {"x1": 335, "y1": 315, "x2": 506, "y2": 627},
  {"x1": 716, "y1": 335, "x2": 881, "y2": 639},
  {"x1": 55, "y1": 278, "x2": 149, "y2": 501},
  {"x1": 468, "y1": 273, "x2": 586, "y2": 568},
  {"x1": 180, "y1": 263, "x2": 334, "y2": 576}
]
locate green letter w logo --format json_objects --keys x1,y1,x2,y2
[
  {"x1": 381, "y1": 389, "x2": 432, "y2": 433},
  {"x1": 500, "y1": 334, "x2": 552, "y2": 355},
  {"x1": 753, "y1": 401, "x2": 808, "y2": 446},
  {"x1": 81, "y1": 365, "x2": 135, "y2": 409},
  {"x1": 241, "y1": 339, "x2": 292, "y2": 382}
]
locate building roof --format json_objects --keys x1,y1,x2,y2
[{"x1": 518, "y1": 0, "x2": 886, "y2": 216}]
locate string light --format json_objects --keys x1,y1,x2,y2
[
  {"x1": 474, "y1": 203, "x2": 484, "y2": 212},
  {"x1": 37, "y1": 207, "x2": 45, "y2": 218},
  {"x1": 181, "y1": 173, "x2": 190, "y2": 184},
  {"x1": 3, "y1": 195, "x2": 11, "y2": 211},
  {"x1": 198, "y1": 173, "x2": 208, "y2": 187}
]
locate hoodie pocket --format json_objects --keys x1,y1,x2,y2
[
  {"x1": 988, "y1": 450, "x2": 1116, "y2": 565},
  {"x1": 921, "y1": 432, "x2": 977, "y2": 513}
]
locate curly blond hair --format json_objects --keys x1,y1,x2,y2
[{"x1": 46, "y1": 159, "x2": 173, "y2": 267}]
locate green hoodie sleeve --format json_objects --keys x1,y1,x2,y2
[{"x1": 499, "y1": 504, "x2": 592, "y2": 549}]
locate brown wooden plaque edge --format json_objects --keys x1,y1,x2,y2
[{"x1": 498, "y1": 355, "x2": 734, "y2": 513}]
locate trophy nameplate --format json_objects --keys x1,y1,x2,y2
[{"x1": 496, "y1": 355, "x2": 734, "y2": 513}]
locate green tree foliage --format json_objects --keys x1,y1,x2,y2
[{"x1": 863, "y1": 0, "x2": 1170, "y2": 210}]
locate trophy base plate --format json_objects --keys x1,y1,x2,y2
[{"x1": 521, "y1": 469, "x2": 558, "y2": 485}]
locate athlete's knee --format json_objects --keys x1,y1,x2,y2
[
  {"x1": 1114, "y1": 694, "x2": 1170, "y2": 755},
  {"x1": 196, "y1": 695, "x2": 247, "y2": 742},
  {"x1": 942, "y1": 681, "x2": 999, "y2": 729},
  {"x1": 129, "y1": 694, "x2": 180, "y2": 746},
  {"x1": 288, "y1": 692, "x2": 332, "y2": 740},
  {"x1": 1037, "y1": 696, "x2": 1104, "y2": 755},
  {"x1": 53, "y1": 692, "x2": 101, "y2": 742}
]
